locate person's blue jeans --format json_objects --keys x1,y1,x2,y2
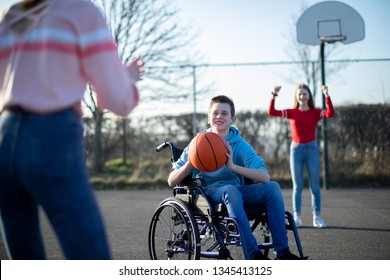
[
  {"x1": 204, "y1": 181, "x2": 289, "y2": 259},
  {"x1": 290, "y1": 141, "x2": 321, "y2": 216},
  {"x1": 0, "y1": 108, "x2": 111, "y2": 259}
]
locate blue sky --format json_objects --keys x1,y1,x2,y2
[{"x1": 1, "y1": 0, "x2": 389, "y2": 116}]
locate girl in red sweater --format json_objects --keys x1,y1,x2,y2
[{"x1": 268, "y1": 84, "x2": 334, "y2": 228}]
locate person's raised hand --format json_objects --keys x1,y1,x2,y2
[
  {"x1": 272, "y1": 86, "x2": 281, "y2": 96},
  {"x1": 321, "y1": 85, "x2": 329, "y2": 97},
  {"x1": 126, "y1": 56, "x2": 144, "y2": 82}
]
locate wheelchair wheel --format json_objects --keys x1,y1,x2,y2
[{"x1": 148, "y1": 198, "x2": 200, "y2": 260}]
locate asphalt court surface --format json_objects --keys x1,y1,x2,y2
[{"x1": 1, "y1": 187, "x2": 389, "y2": 260}]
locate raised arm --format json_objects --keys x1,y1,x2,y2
[
  {"x1": 81, "y1": 5, "x2": 143, "y2": 117},
  {"x1": 321, "y1": 85, "x2": 335, "y2": 118},
  {"x1": 267, "y1": 86, "x2": 284, "y2": 117}
]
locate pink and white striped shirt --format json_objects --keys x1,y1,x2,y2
[{"x1": 0, "y1": 0, "x2": 139, "y2": 116}]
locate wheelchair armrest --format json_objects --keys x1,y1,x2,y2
[
  {"x1": 172, "y1": 177, "x2": 205, "y2": 196},
  {"x1": 179, "y1": 177, "x2": 206, "y2": 188}
]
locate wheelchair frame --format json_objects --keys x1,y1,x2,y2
[{"x1": 148, "y1": 141, "x2": 306, "y2": 260}]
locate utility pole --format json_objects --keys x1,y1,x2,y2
[{"x1": 192, "y1": 66, "x2": 197, "y2": 137}]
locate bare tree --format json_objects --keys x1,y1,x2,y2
[
  {"x1": 270, "y1": 118, "x2": 290, "y2": 161},
  {"x1": 83, "y1": 84, "x2": 105, "y2": 171},
  {"x1": 85, "y1": 0, "x2": 199, "y2": 172},
  {"x1": 328, "y1": 104, "x2": 390, "y2": 180},
  {"x1": 235, "y1": 110, "x2": 271, "y2": 155}
]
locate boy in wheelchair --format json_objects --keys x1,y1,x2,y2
[{"x1": 168, "y1": 95, "x2": 307, "y2": 260}]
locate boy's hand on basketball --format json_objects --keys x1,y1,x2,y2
[{"x1": 225, "y1": 142, "x2": 234, "y2": 170}]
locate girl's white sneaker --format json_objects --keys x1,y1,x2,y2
[
  {"x1": 313, "y1": 215, "x2": 327, "y2": 228},
  {"x1": 293, "y1": 214, "x2": 302, "y2": 227}
]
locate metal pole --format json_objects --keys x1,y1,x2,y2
[
  {"x1": 320, "y1": 42, "x2": 329, "y2": 190},
  {"x1": 192, "y1": 66, "x2": 197, "y2": 137},
  {"x1": 311, "y1": 61, "x2": 316, "y2": 100}
]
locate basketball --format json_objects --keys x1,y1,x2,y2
[{"x1": 188, "y1": 132, "x2": 228, "y2": 172}]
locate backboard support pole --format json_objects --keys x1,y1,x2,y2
[{"x1": 320, "y1": 42, "x2": 329, "y2": 190}]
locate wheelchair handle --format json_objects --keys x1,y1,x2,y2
[
  {"x1": 156, "y1": 141, "x2": 177, "y2": 153},
  {"x1": 155, "y1": 142, "x2": 170, "y2": 152}
]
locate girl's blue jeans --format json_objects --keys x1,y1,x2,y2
[
  {"x1": 204, "y1": 181, "x2": 289, "y2": 259},
  {"x1": 0, "y1": 108, "x2": 111, "y2": 259},
  {"x1": 290, "y1": 141, "x2": 322, "y2": 216}
]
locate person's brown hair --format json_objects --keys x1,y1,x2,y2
[
  {"x1": 209, "y1": 95, "x2": 235, "y2": 117},
  {"x1": 293, "y1": 84, "x2": 315, "y2": 109},
  {"x1": 17, "y1": 0, "x2": 46, "y2": 9}
]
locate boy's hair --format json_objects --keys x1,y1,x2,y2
[{"x1": 209, "y1": 95, "x2": 235, "y2": 116}]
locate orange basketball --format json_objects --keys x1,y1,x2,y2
[{"x1": 188, "y1": 132, "x2": 228, "y2": 172}]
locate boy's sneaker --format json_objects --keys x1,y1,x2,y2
[
  {"x1": 275, "y1": 250, "x2": 312, "y2": 260},
  {"x1": 293, "y1": 214, "x2": 302, "y2": 227},
  {"x1": 313, "y1": 215, "x2": 327, "y2": 228},
  {"x1": 253, "y1": 251, "x2": 270, "y2": 260}
]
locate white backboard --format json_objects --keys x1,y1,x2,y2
[{"x1": 297, "y1": 1, "x2": 365, "y2": 45}]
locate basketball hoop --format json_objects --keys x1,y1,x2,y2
[
  {"x1": 296, "y1": 1, "x2": 365, "y2": 46},
  {"x1": 319, "y1": 35, "x2": 347, "y2": 44}
]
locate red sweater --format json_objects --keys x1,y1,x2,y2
[{"x1": 268, "y1": 97, "x2": 335, "y2": 144}]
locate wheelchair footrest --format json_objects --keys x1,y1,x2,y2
[{"x1": 258, "y1": 242, "x2": 273, "y2": 250}]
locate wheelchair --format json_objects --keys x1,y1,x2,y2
[{"x1": 148, "y1": 141, "x2": 307, "y2": 260}]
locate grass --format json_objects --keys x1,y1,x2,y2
[
  {"x1": 89, "y1": 158, "x2": 390, "y2": 190},
  {"x1": 90, "y1": 158, "x2": 171, "y2": 190}
]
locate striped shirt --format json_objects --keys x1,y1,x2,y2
[
  {"x1": 0, "y1": 0, "x2": 138, "y2": 116},
  {"x1": 268, "y1": 96, "x2": 335, "y2": 144}
]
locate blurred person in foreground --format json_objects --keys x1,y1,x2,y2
[{"x1": 0, "y1": 0, "x2": 143, "y2": 259}]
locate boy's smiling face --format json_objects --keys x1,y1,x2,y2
[{"x1": 208, "y1": 102, "x2": 236, "y2": 135}]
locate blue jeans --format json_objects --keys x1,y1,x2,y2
[
  {"x1": 0, "y1": 108, "x2": 111, "y2": 259},
  {"x1": 204, "y1": 182, "x2": 289, "y2": 259},
  {"x1": 290, "y1": 141, "x2": 321, "y2": 216}
]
